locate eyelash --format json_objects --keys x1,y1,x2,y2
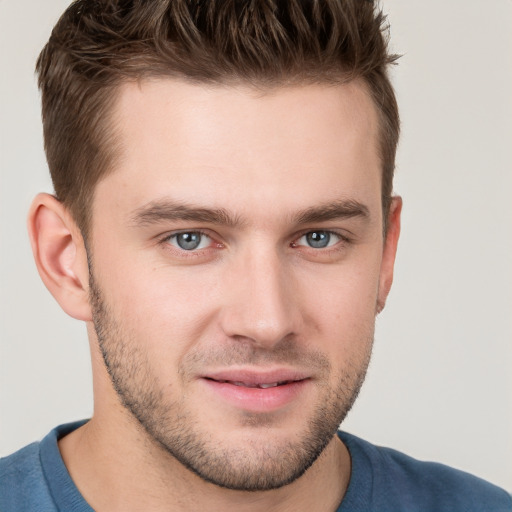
[
  {"x1": 291, "y1": 230, "x2": 352, "y2": 250},
  {"x1": 160, "y1": 230, "x2": 219, "y2": 253},
  {"x1": 158, "y1": 229, "x2": 352, "y2": 256}
]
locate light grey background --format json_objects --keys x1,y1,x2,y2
[{"x1": 1, "y1": 0, "x2": 511, "y2": 491}]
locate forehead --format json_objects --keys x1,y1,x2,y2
[{"x1": 95, "y1": 78, "x2": 382, "y2": 225}]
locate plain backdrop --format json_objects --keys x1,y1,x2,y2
[{"x1": 1, "y1": 0, "x2": 511, "y2": 492}]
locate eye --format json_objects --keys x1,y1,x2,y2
[
  {"x1": 167, "y1": 231, "x2": 212, "y2": 251},
  {"x1": 295, "y1": 230, "x2": 342, "y2": 249}
]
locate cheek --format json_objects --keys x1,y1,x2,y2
[
  {"x1": 301, "y1": 258, "x2": 381, "y2": 321},
  {"x1": 296, "y1": 257, "x2": 381, "y2": 360},
  {"x1": 93, "y1": 233, "x2": 382, "y2": 364},
  {"x1": 100, "y1": 260, "x2": 223, "y2": 350}
]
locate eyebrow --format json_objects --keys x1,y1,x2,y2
[
  {"x1": 130, "y1": 198, "x2": 370, "y2": 228},
  {"x1": 130, "y1": 200, "x2": 242, "y2": 228},
  {"x1": 294, "y1": 199, "x2": 370, "y2": 224}
]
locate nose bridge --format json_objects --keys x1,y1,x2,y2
[{"x1": 220, "y1": 243, "x2": 297, "y2": 347}]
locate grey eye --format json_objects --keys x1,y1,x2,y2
[
  {"x1": 305, "y1": 231, "x2": 331, "y2": 248},
  {"x1": 295, "y1": 231, "x2": 341, "y2": 249},
  {"x1": 171, "y1": 232, "x2": 209, "y2": 251}
]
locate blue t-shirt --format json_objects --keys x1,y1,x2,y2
[{"x1": 1, "y1": 421, "x2": 510, "y2": 511}]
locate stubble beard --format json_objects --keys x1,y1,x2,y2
[{"x1": 89, "y1": 271, "x2": 373, "y2": 492}]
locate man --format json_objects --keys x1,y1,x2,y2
[{"x1": 0, "y1": 0, "x2": 510, "y2": 510}]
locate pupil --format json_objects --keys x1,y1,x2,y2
[
  {"x1": 306, "y1": 231, "x2": 329, "y2": 248},
  {"x1": 177, "y1": 232, "x2": 201, "y2": 250}
]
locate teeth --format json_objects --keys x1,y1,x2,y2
[
  {"x1": 233, "y1": 381, "x2": 288, "y2": 388},
  {"x1": 214, "y1": 379, "x2": 292, "y2": 388},
  {"x1": 232, "y1": 381, "x2": 252, "y2": 387}
]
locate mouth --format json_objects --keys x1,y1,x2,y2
[
  {"x1": 204, "y1": 378, "x2": 298, "y2": 389},
  {"x1": 200, "y1": 370, "x2": 310, "y2": 412}
]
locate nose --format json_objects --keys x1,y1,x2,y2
[{"x1": 219, "y1": 247, "x2": 300, "y2": 349}]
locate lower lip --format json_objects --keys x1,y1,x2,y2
[{"x1": 200, "y1": 378, "x2": 309, "y2": 413}]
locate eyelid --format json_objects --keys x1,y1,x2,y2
[
  {"x1": 156, "y1": 229, "x2": 228, "y2": 262},
  {"x1": 291, "y1": 229, "x2": 352, "y2": 248},
  {"x1": 170, "y1": 231, "x2": 212, "y2": 251},
  {"x1": 155, "y1": 227, "x2": 353, "y2": 260},
  {"x1": 158, "y1": 229, "x2": 201, "y2": 247},
  {"x1": 160, "y1": 228, "x2": 215, "y2": 242}
]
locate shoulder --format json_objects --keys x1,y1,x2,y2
[
  {"x1": 0, "y1": 421, "x2": 89, "y2": 512},
  {"x1": 0, "y1": 441, "x2": 57, "y2": 511},
  {"x1": 338, "y1": 431, "x2": 512, "y2": 512}
]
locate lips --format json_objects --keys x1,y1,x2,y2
[
  {"x1": 207, "y1": 379, "x2": 295, "y2": 389},
  {"x1": 200, "y1": 369, "x2": 310, "y2": 412},
  {"x1": 203, "y1": 368, "x2": 309, "y2": 387}
]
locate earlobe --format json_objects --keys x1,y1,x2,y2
[
  {"x1": 376, "y1": 196, "x2": 402, "y2": 314},
  {"x1": 27, "y1": 193, "x2": 92, "y2": 321}
]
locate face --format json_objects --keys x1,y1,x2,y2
[{"x1": 87, "y1": 79, "x2": 397, "y2": 491}]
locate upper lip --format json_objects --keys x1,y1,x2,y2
[{"x1": 202, "y1": 368, "x2": 310, "y2": 386}]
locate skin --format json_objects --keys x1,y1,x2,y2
[{"x1": 28, "y1": 79, "x2": 401, "y2": 511}]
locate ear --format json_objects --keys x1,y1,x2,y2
[
  {"x1": 27, "y1": 193, "x2": 92, "y2": 321},
  {"x1": 376, "y1": 196, "x2": 402, "y2": 314}
]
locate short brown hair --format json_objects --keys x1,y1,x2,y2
[{"x1": 36, "y1": 0, "x2": 399, "y2": 237}]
